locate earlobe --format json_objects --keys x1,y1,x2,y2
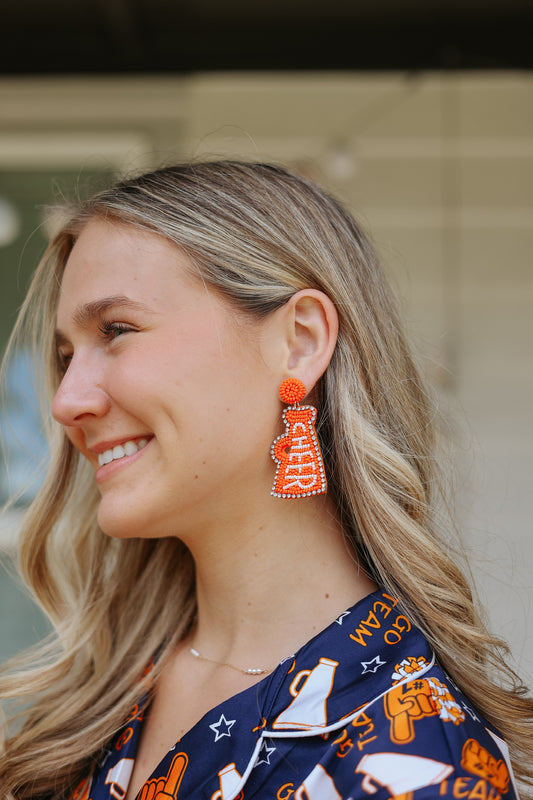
[{"x1": 284, "y1": 289, "x2": 339, "y2": 391}]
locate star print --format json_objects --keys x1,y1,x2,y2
[
  {"x1": 255, "y1": 738, "x2": 276, "y2": 767},
  {"x1": 209, "y1": 714, "x2": 236, "y2": 742},
  {"x1": 335, "y1": 611, "x2": 351, "y2": 625},
  {"x1": 361, "y1": 655, "x2": 386, "y2": 674}
]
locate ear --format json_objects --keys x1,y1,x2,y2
[{"x1": 280, "y1": 289, "x2": 338, "y2": 393}]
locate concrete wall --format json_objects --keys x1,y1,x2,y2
[{"x1": 0, "y1": 73, "x2": 531, "y2": 685}]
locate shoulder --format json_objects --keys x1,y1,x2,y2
[
  {"x1": 257, "y1": 591, "x2": 519, "y2": 799},
  {"x1": 323, "y1": 659, "x2": 518, "y2": 799},
  {"x1": 261, "y1": 657, "x2": 519, "y2": 800}
]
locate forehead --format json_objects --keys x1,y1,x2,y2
[{"x1": 57, "y1": 219, "x2": 198, "y2": 317}]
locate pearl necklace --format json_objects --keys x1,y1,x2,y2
[{"x1": 189, "y1": 647, "x2": 272, "y2": 676}]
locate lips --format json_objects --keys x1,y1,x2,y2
[{"x1": 97, "y1": 438, "x2": 150, "y2": 467}]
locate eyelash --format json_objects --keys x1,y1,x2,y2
[{"x1": 98, "y1": 320, "x2": 134, "y2": 339}]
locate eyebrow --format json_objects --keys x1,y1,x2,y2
[{"x1": 55, "y1": 295, "x2": 154, "y2": 347}]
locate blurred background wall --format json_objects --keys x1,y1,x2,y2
[{"x1": 0, "y1": 0, "x2": 531, "y2": 689}]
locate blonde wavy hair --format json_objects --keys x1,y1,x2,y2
[{"x1": 1, "y1": 161, "x2": 531, "y2": 798}]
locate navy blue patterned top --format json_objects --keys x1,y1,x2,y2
[{"x1": 70, "y1": 588, "x2": 518, "y2": 800}]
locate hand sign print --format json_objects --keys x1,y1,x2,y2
[{"x1": 138, "y1": 753, "x2": 189, "y2": 800}]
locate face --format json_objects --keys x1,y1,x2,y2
[{"x1": 52, "y1": 218, "x2": 282, "y2": 541}]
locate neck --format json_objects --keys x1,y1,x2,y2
[{"x1": 183, "y1": 495, "x2": 376, "y2": 669}]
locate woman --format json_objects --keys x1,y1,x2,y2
[{"x1": 0, "y1": 161, "x2": 531, "y2": 799}]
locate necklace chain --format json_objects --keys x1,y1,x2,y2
[{"x1": 189, "y1": 647, "x2": 272, "y2": 676}]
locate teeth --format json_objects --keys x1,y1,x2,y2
[{"x1": 98, "y1": 438, "x2": 149, "y2": 467}]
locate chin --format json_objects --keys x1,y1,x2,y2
[
  {"x1": 97, "y1": 502, "x2": 149, "y2": 540},
  {"x1": 97, "y1": 496, "x2": 178, "y2": 541}
]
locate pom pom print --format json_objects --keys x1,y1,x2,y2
[{"x1": 279, "y1": 378, "x2": 306, "y2": 405}]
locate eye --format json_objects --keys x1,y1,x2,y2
[
  {"x1": 98, "y1": 320, "x2": 135, "y2": 340},
  {"x1": 57, "y1": 350, "x2": 73, "y2": 373}
]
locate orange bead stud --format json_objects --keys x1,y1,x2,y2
[{"x1": 279, "y1": 378, "x2": 306, "y2": 405}]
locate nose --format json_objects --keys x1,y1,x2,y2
[{"x1": 51, "y1": 357, "x2": 111, "y2": 427}]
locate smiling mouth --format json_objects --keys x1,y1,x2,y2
[{"x1": 98, "y1": 438, "x2": 150, "y2": 467}]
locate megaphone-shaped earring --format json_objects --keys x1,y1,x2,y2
[{"x1": 270, "y1": 378, "x2": 327, "y2": 499}]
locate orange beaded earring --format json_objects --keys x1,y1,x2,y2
[{"x1": 270, "y1": 378, "x2": 327, "y2": 499}]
